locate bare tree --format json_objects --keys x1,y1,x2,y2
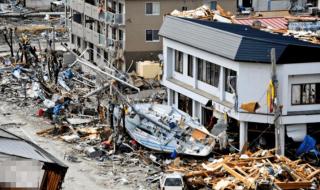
[{"x1": 0, "y1": 27, "x2": 14, "y2": 57}]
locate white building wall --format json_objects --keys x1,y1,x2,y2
[
  {"x1": 163, "y1": 38, "x2": 320, "y2": 125},
  {"x1": 252, "y1": 0, "x2": 290, "y2": 11},
  {"x1": 237, "y1": 62, "x2": 271, "y2": 114},
  {"x1": 280, "y1": 62, "x2": 320, "y2": 114}
]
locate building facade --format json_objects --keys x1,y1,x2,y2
[
  {"x1": 159, "y1": 16, "x2": 320, "y2": 154},
  {"x1": 238, "y1": 0, "x2": 320, "y2": 12},
  {"x1": 66, "y1": 0, "x2": 237, "y2": 70}
]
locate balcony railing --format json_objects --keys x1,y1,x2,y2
[
  {"x1": 105, "y1": 11, "x2": 125, "y2": 25},
  {"x1": 99, "y1": 34, "x2": 106, "y2": 46}
]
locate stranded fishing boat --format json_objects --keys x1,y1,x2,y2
[{"x1": 115, "y1": 103, "x2": 218, "y2": 156}]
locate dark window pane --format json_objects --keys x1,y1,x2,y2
[
  {"x1": 178, "y1": 93, "x2": 192, "y2": 116},
  {"x1": 175, "y1": 50, "x2": 183, "y2": 73},
  {"x1": 210, "y1": 1, "x2": 217, "y2": 10},
  {"x1": 146, "y1": 30, "x2": 152, "y2": 41},
  {"x1": 146, "y1": 3, "x2": 152, "y2": 14},
  {"x1": 187, "y1": 55, "x2": 193, "y2": 77},
  {"x1": 213, "y1": 65, "x2": 220, "y2": 87},
  {"x1": 197, "y1": 58, "x2": 203, "y2": 81}
]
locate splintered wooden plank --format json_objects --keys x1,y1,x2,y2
[
  {"x1": 307, "y1": 170, "x2": 320, "y2": 180},
  {"x1": 276, "y1": 181, "x2": 312, "y2": 189},
  {"x1": 222, "y1": 163, "x2": 255, "y2": 189}
]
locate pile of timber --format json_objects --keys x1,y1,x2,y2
[{"x1": 166, "y1": 149, "x2": 320, "y2": 189}]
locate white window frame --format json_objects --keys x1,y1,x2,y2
[
  {"x1": 145, "y1": 2, "x2": 160, "y2": 16},
  {"x1": 145, "y1": 29, "x2": 160, "y2": 42}
]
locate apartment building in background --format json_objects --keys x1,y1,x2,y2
[{"x1": 66, "y1": 0, "x2": 237, "y2": 70}]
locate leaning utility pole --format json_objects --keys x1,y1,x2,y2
[{"x1": 271, "y1": 48, "x2": 282, "y2": 155}]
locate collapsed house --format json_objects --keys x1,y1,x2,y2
[
  {"x1": 0, "y1": 128, "x2": 68, "y2": 190},
  {"x1": 159, "y1": 16, "x2": 320, "y2": 155}
]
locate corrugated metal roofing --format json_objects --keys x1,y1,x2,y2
[
  {"x1": 0, "y1": 129, "x2": 68, "y2": 168},
  {"x1": 159, "y1": 16, "x2": 320, "y2": 63},
  {"x1": 233, "y1": 17, "x2": 288, "y2": 30},
  {"x1": 0, "y1": 138, "x2": 51, "y2": 162},
  {"x1": 159, "y1": 15, "x2": 242, "y2": 60}
]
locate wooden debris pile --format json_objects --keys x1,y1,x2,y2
[
  {"x1": 166, "y1": 149, "x2": 320, "y2": 189},
  {"x1": 170, "y1": 4, "x2": 233, "y2": 21}
]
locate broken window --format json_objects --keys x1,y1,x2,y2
[
  {"x1": 225, "y1": 68, "x2": 237, "y2": 93},
  {"x1": 202, "y1": 106, "x2": 213, "y2": 126},
  {"x1": 178, "y1": 93, "x2": 193, "y2": 116},
  {"x1": 145, "y1": 2, "x2": 160, "y2": 15},
  {"x1": 182, "y1": 6, "x2": 188, "y2": 11},
  {"x1": 292, "y1": 83, "x2": 320, "y2": 105},
  {"x1": 146, "y1": 30, "x2": 159, "y2": 42},
  {"x1": 187, "y1": 55, "x2": 193, "y2": 77},
  {"x1": 175, "y1": 50, "x2": 183, "y2": 74}
]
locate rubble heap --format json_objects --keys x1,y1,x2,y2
[{"x1": 166, "y1": 149, "x2": 320, "y2": 190}]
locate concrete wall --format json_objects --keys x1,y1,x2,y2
[
  {"x1": 26, "y1": 0, "x2": 52, "y2": 10},
  {"x1": 125, "y1": 0, "x2": 203, "y2": 53},
  {"x1": 125, "y1": 0, "x2": 236, "y2": 53}
]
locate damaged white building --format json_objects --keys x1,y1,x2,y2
[{"x1": 159, "y1": 16, "x2": 320, "y2": 154}]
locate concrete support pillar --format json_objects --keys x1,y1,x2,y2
[
  {"x1": 318, "y1": 0, "x2": 320, "y2": 9},
  {"x1": 238, "y1": 0, "x2": 243, "y2": 7},
  {"x1": 167, "y1": 88, "x2": 172, "y2": 106},
  {"x1": 239, "y1": 121, "x2": 248, "y2": 151},
  {"x1": 183, "y1": 53, "x2": 187, "y2": 76},
  {"x1": 192, "y1": 100, "x2": 197, "y2": 118},
  {"x1": 174, "y1": 92, "x2": 178, "y2": 109},
  {"x1": 219, "y1": 67, "x2": 225, "y2": 101},
  {"x1": 275, "y1": 125, "x2": 285, "y2": 155}
]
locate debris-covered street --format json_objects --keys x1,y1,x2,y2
[
  {"x1": 0, "y1": 0, "x2": 320, "y2": 190},
  {"x1": 0, "y1": 100, "x2": 159, "y2": 190}
]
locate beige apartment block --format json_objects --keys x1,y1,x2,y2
[{"x1": 66, "y1": 0, "x2": 237, "y2": 70}]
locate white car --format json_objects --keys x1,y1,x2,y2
[{"x1": 159, "y1": 173, "x2": 185, "y2": 190}]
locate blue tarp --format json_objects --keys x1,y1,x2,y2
[{"x1": 296, "y1": 135, "x2": 320, "y2": 157}]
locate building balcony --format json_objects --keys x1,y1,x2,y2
[
  {"x1": 70, "y1": 0, "x2": 84, "y2": 13},
  {"x1": 71, "y1": 22, "x2": 84, "y2": 38},
  {"x1": 105, "y1": 11, "x2": 125, "y2": 26},
  {"x1": 84, "y1": 3, "x2": 100, "y2": 20},
  {"x1": 83, "y1": 27, "x2": 106, "y2": 47},
  {"x1": 106, "y1": 38, "x2": 125, "y2": 51}
]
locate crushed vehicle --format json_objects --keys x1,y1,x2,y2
[{"x1": 160, "y1": 172, "x2": 185, "y2": 190}]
